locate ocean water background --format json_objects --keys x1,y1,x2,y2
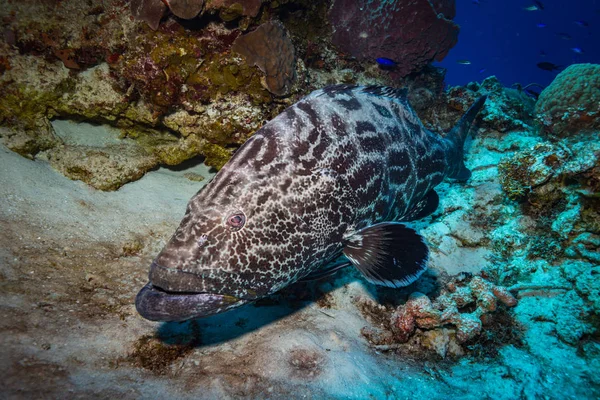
[{"x1": 438, "y1": 0, "x2": 600, "y2": 87}]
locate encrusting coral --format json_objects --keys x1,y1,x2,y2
[{"x1": 498, "y1": 142, "x2": 571, "y2": 201}]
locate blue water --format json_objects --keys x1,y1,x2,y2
[{"x1": 437, "y1": 0, "x2": 600, "y2": 88}]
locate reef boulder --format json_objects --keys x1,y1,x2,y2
[{"x1": 535, "y1": 63, "x2": 600, "y2": 138}]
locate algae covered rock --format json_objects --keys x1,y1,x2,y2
[
  {"x1": 498, "y1": 142, "x2": 569, "y2": 202},
  {"x1": 535, "y1": 64, "x2": 600, "y2": 138},
  {"x1": 46, "y1": 144, "x2": 157, "y2": 191},
  {"x1": 498, "y1": 134, "x2": 600, "y2": 205}
]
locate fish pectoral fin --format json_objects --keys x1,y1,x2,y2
[
  {"x1": 400, "y1": 190, "x2": 439, "y2": 221},
  {"x1": 342, "y1": 222, "x2": 428, "y2": 288},
  {"x1": 453, "y1": 161, "x2": 472, "y2": 181},
  {"x1": 298, "y1": 261, "x2": 352, "y2": 282}
]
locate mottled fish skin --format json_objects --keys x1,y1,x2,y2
[{"x1": 138, "y1": 85, "x2": 483, "y2": 320}]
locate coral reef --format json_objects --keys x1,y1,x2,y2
[
  {"x1": 2, "y1": 0, "x2": 466, "y2": 190},
  {"x1": 535, "y1": 64, "x2": 600, "y2": 138},
  {"x1": 329, "y1": 0, "x2": 459, "y2": 77},
  {"x1": 4, "y1": 0, "x2": 401, "y2": 190},
  {"x1": 412, "y1": 75, "x2": 536, "y2": 134},
  {"x1": 232, "y1": 21, "x2": 297, "y2": 96}
]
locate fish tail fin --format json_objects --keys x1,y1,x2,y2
[
  {"x1": 447, "y1": 95, "x2": 487, "y2": 181},
  {"x1": 449, "y1": 95, "x2": 487, "y2": 147}
]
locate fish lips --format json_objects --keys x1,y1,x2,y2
[
  {"x1": 135, "y1": 282, "x2": 243, "y2": 322},
  {"x1": 136, "y1": 262, "x2": 244, "y2": 321}
]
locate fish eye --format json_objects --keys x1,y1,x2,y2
[{"x1": 226, "y1": 212, "x2": 246, "y2": 231}]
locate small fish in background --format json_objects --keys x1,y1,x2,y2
[
  {"x1": 513, "y1": 82, "x2": 544, "y2": 100},
  {"x1": 556, "y1": 32, "x2": 572, "y2": 40},
  {"x1": 539, "y1": 50, "x2": 547, "y2": 57},
  {"x1": 478, "y1": 68, "x2": 487, "y2": 73},
  {"x1": 534, "y1": 0, "x2": 545, "y2": 10},
  {"x1": 376, "y1": 57, "x2": 397, "y2": 70},
  {"x1": 523, "y1": 5, "x2": 540, "y2": 11},
  {"x1": 457, "y1": 60, "x2": 472, "y2": 65},
  {"x1": 571, "y1": 47, "x2": 584, "y2": 54},
  {"x1": 472, "y1": 0, "x2": 484, "y2": 5},
  {"x1": 574, "y1": 20, "x2": 589, "y2": 28},
  {"x1": 536, "y1": 22, "x2": 547, "y2": 28},
  {"x1": 537, "y1": 62, "x2": 563, "y2": 71}
]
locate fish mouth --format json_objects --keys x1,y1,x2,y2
[{"x1": 135, "y1": 283, "x2": 244, "y2": 322}]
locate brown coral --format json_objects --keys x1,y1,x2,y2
[
  {"x1": 130, "y1": 0, "x2": 167, "y2": 30},
  {"x1": 232, "y1": 21, "x2": 296, "y2": 96},
  {"x1": 329, "y1": 0, "x2": 459, "y2": 77}
]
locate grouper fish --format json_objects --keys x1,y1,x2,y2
[{"x1": 135, "y1": 85, "x2": 487, "y2": 322}]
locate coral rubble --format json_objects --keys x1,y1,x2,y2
[{"x1": 360, "y1": 275, "x2": 517, "y2": 356}]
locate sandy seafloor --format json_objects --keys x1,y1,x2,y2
[{"x1": 1, "y1": 120, "x2": 599, "y2": 399}]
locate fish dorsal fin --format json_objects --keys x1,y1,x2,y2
[
  {"x1": 306, "y1": 84, "x2": 359, "y2": 99},
  {"x1": 361, "y1": 85, "x2": 408, "y2": 100},
  {"x1": 310, "y1": 85, "x2": 408, "y2": 102},
  {"x1": 343, "y1": 222, "x2": 429, "y2": 288},
  {"x1": 400, "y1": 190, "x2": 439, "y2": 222}
]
